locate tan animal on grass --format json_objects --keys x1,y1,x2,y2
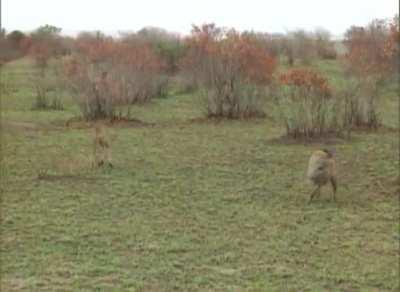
[
  {"x1": 93, "y1": 123, "x2": 113, "y2": 168},
  {"x1": 307, "y1": 149, "x2": 337, "y2": 203}
]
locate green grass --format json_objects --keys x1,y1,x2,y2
[{"x1": 1, "y1": 59, "x2": 399, "y2": 291}]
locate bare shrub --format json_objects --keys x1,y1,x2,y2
[
  {"x1": 340, "y1": 16, "x2": 399, "y2": 130},
  {"x1": 174, "y1": 72, "x2": 199, "y2": 93},
  {"x1": 0, "y1": 35, "x2": 25, "y2": 65},
  {"x1": 287, "y1": 30, "x2": 317, "y2": 65},
  {"x1": 275, "y1": 69, "x2": 343, "y2": 139},
  {"x1": 275, "y1": 68, "x2": 384, "y2": 140},
  {"x1": 31, "y1": 62, "x2": 64, "y2": 111},
  {"x1": 135, "y1": 27, "x2": 186, "y2": 74},
  {"x1": 199, "y1": 84, "x2": 267, "y2": 119},
  {"x1": 181, "y1": 24, "x2": 276, "y2": 119},
  {"x1": 314, "y1": 28, "x2": 337, "y2": 60},
  {"x1": 340, "y1": 78, "x2": 381, "y2": 131},
  {"x1": 63, "y1": 59, "x2": 115, "y2": 119},
  {"x1": 28, "y1": 25, "x2": 65, "y2": 72},
  {"x1": 63, "y1": 35, "x2": 166, "y2": 120},
  {"x1": 275, "y1": 29, "x2": 336, "y2": 66},
  {"x1": 343, "y1": 16, "x2": 399, "y2": 80}
]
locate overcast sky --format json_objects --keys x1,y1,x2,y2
[{"x1": 3, "y1": 0, "x2": 398, "y2": 37}]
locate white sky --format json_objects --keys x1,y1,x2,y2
[{"x1": 3, "y1": 0, "x2": 398, "y2": 37}]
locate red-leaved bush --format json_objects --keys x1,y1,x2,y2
[
  {"x1": 279, "y1": 68, "x2": 331, "y2": 96},
  {"x1": 180, "y1": 24, "x2": 277, "y2": 119},
  {"x1": 342, "y1": 16, "x2": 398, "y2": 130},
  {"x1": 344, "y1": 16, "x2": 399, "y2": 79},
  {"x1": 275, "y1": 66, "x2": 384, "y2": 139},
  {"x1": 275, "y1": 68, "x2": 345, "y2": 139},
  {"x1": 385, "y1": 15, "x2": 400, "y2": 72},
  {"x1": 24, "y1": 26, "x2": 68, "y2": 110},
  {"x1": 27, "y1": 25, "x2": 65, "y2": 73},
  {"x1": 63, "y1": 35, "x2": 167, "y2": 120},
  {"x1": 338, "y1": 77, "x2": 381, "y2": 130}
]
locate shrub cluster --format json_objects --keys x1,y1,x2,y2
[
  {"x1": 274, "y1": 67, "x2": 386, "y2": 140},
  {"x1": 31, "y1": 71, "x2": 64, "y2": 111},
  {"x1": 63, "y1": 35, "x2": 167, "y2": 120},
  {"x1": 6, "y1": 18, "x2": 396, "y2": 138},
  {"x1": 344, "y1": 16, "x2": 399, "y2": 80},
  {"x1": 180, "y1": 24, "x2": 277, "y2": 119},
  {"x1": 274, "y1": 69, "x2": 341, "y2": 139},
  {"x1": 339, "y1": 78, "x2": 381, "y2": 130}
]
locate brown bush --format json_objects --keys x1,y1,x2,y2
[
  {"x1": 31, "y1": 62, "x2": 64, "y2": 111},
  {"x1": 275, "y1": 69, "x2": 344, "y2": 139},
  {"x1": 63, "y1": 36, "x2": 167, "y2": 120},
  {"x1": 0, "y1": 37, "x2": 24, "y2": 65},
  {"x1": 344, "y1": 16, "x2": 399, "y2": 80},
  {"x1": 180, "y1": 24, "x2": 277, "y2": 119},
  {"x1": 275, "y1": 67, "x2": 384, "y2": 140},
  {"x1": 28, "y1": 25, "x2": 65, "y2": 73},
  {"x1": 340, "y1": 78, "x2": 381, "y2": 131},
  {"x1": 314, "y1": 28, "x2": 337, "y2": 60},
  {"x1": 287, "y1": 30, "x2": 317, "y2": 65}
]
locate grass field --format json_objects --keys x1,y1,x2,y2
[{"x1": 1, "y1": 58, "x2": 399, "y2": 291}]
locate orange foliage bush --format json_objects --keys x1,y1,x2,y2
[
  {"x1": 384, "y1": 15, "x2": 400, "y2": 65},
  {"x1": 182, "y1": 24, "x2": 276, "y2": 86},
  {"x1": 275, "y1": 69, "x2": 344, "y2": 139},
  {"x1": 27, "y1": 25, "x2": 65, "y2": 71},
  {"x1": 279, "y1": 68, "x2": 331, "y2": 97},
  {"x1": 63, "y1": 36, "x2": 167, "y2": 120},
  {"x1": 342, "y1": 16, "x2": 398, "y2": 130},
  {"x1": 180, "y1": 24, "x2": 277, "y2": 118},
  {"x1": 29, "y1": 41, "x2": 53, "y2": 70},
  {"x1": 344, "y1": 16, "x2": 399, "y2": 79},
  {"x1": 76, "y1": 36, "x2": 116, "y2": 64}
]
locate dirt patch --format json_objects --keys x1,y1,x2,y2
[
  {"x1": 187, "y1": 116, "x2": 267, "y2": 125},
  {"x1": 351, "y1": 125, "x2": 399, "y2": 134},
  {"x1": 2, "y1": 121, "x2": 63, "y2": 133},
  {"x1": 109, "y1": 117, "x2": 155, "y2": 128},
  {"x1": 37, "y1": 174, "x2": 100, "y2": 182},
  {"x1": 63, "y1": 117, "x2": 155, "y2": 129},
  {"x1": 381, "y1": 177, "x2": 400, "y2": 196},
  {"x1": 64, "y1": 116, "x2": 267, "y2": 130},
  {"x1": 363, "y1": 178, "x2": 400, "y2": 199},
  {"x1": 2, "y1": 121, "x2": 39, "y2": 131},
  {"x1": 267, "y1": 133, "x2": 351, "y2": 145},
  {"x1": 267, "y1": 125, "x2": 399, "y2": 145},
  {"x1": 188, "y1": 117, "x2": 225, "y2": 124}
]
